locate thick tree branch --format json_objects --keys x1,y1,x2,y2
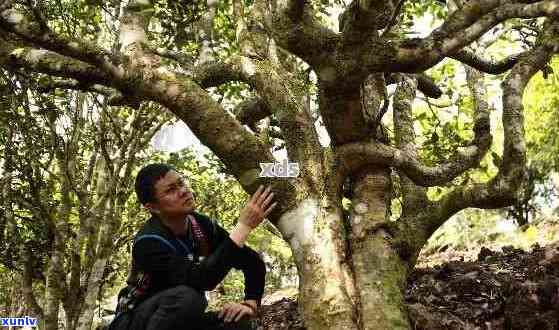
[
  {"x1": 37, "y1": 78, "x2": 115, "y2": 95},
  {"x1": 0, "y1": 7, "x2": 121, "y2": 75},
  {"x1": 234, "y1": 97, "x2": 272, "y2": 127},
  {"x1": 393, "y1": 1, "x2": 559, "y2": 71},
  {"x1": 236, "y1": 57, "x2": 324, "y2": 190},
  {"x1": 255, "y1": 0, "x2": 338, "y2": 68},
  {"x1": 0, "y1": 45, "x2": 111, "y2": 85},
  {"x1": 313, "y1": 1, "x2": 553, "y2": 79},
  {"x1": 115, "y1": 0, "x2": 278, "y2": 184},
  {"x1": 361, "y1": 73, "x2": 388, "y2": 137},
  {"x1": 435, "y1": 0, "x2": 505, "y2": 37},
  {"x1": 192, "y1": 59, "x2": 246, "y2": 88},
  {"x1": 450, "y1": 49, "x2": 525, "y2": 74},
  {"x1": 128, "y1": 66, "x2": 280, "y2": 189},
  {"x1": 386, "y1": 73, "x2": 443, "y2": 98},
  {"x1": 146, "y1": 46, "x2": 194, "y2": 69},
  {"x1": 192, "y1": 52, "x2": 322, "y2": 189},
  {"x1": 340, "y1": 0, "x2": 399, "y2": 37},
  {"x1": 392, "y1": 76, "x2": 428, "y2": 210},
  {"x1": 336, "y1": 135, "x2": 489, "y2": 187},
  {"x1": 193, "y1": 2, "x2": 325, "y2": 193}
]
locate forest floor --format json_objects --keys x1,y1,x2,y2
[{"x1": 257, "y1": 241, "x2": 559, "y2": 329}]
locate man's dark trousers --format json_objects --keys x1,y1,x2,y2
[{"x1": 111, "y1": 285, "x2": 254, "y2": 330}]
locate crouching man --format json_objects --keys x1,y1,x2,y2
[{"x1": 110, "y1": 163, "x2": 276, "y2": 330}]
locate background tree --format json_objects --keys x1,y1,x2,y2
[
  {"x1": 2, "y1": 0, "x2": 559, "y2": 329},
  {"x1": 0, "y1": 70, "x2": 170, "y2": 329}
]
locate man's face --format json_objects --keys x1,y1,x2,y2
[{"x1": 146, "y1": 170, "x2": 196, "y2": 218}]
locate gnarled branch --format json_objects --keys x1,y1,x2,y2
[
  {"x1": 0, "y1": 7, "x2": 121, "y2": 76},
  {"x1": 386, "y1": 73, "x2": 443, "y2": 98},
  {"x1": 259, "y1": 0, "x2": 338, "y2": 68},
  {"x1": 337, "y1": 64, "x2": 492, "y2": 186},
  {"x1": 393, "y1": 76, "x2": 428, "y2": 211},
  {"x1": 234, "y1": 97, "x2": 272, "y2": 127},
  {"x1": 426, "y1": 32, "x2": 556, "y2": 235},
  {"x1": 37, "y1": 78, "x2": 115, "y2": 95},
  {"x1": 393, "y1": 0, "x2": 559, "y2": 71},
  {"x1": 450, "y1": 49, "x2": 524, "y2": 74},
  {"x1": 193, "y1": 22, "x2": 323, "y2": 189},
  {"x1": 340, "y1": 0, "x2": 400, "y2": 36},
  {"x1": 192, "y1": 59, "x2": 246, "y2": 88},
  {"x1": 0, "y1": 46, "x2": 111, "y2": 85},
  {"x1": 146, "y1": 46, "x2": 194, "y2": 69},
  {"x1": 337, "y1": 135, "x2": 490, "y2": 187}
]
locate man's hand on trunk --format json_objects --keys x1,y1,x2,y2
[{"x1": 238, "y1": 185, "x2": 276, "y2": 229}]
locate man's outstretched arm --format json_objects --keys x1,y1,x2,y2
[{"x1": 213, "y1": 223, "x2": 266, "y2": 303}]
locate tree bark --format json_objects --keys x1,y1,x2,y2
[
  {"x1": 277, "y1": 198, "x2": 359, "y2": 329},
  {"x1": 279, "y1": 181, "x2": 413, "y2": 330},
  {"x1": 349, "y1": 167, "x2": 410, "y2": 330},
  {"x1": 75, "y1": 158, "x2": 112, "y2": 330},
  {"x1": 43, "y1": 234, "x2": 65, "y2": 330}
]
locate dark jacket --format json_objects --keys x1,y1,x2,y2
[{"x1": 127, "y1": 212, "x2": 266, "y2": 304}]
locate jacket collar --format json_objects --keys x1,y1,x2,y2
[{"x1": 149, "y1": 212, "x2": 200, "y2": 238}]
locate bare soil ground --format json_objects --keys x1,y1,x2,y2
[{"x1": 257, "y1": 243, "x2": 559, "y2": 330}]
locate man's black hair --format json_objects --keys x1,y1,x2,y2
[{"x1": 135, "y1": 163, "x2": 176, "y2": 205}]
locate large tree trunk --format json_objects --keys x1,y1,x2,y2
[
  {"x1": 278, "y1": 198, "x2": 359, "y2": 329},
  {"x1": 279, "y1": 185, "x2": 411, "y2": 330},
  {"x1": 349, "y1": 167, "x2": 410, "y2": 330}
]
